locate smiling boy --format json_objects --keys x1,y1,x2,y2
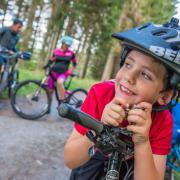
[{"x1": 64, "y1": 18, "x2": 180, "y2": 180}]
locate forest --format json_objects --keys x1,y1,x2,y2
[{"x1": 0, "y1": 0, "x2": 176, "y2": 80}]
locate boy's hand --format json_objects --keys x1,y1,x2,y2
[
  {"x1": 126, "y1": 102, "x2": 152, "y2": 146},
  {"x1": 101, "y1": 97, "x2": 126, "y2": 126}
]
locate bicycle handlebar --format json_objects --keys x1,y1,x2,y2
[
  {"x1": 58, "y1": 103, "x2": 104, "y2": 135},
  {"x1": 0, "y1": 46, "x2": 31, "y2": 60}
]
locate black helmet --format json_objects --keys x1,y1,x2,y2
[{"x1": 112, "y1": 17, "x2": 180, "y2": 90}]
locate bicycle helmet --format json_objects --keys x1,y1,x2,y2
[
  {"x1": 112, "y1": 17, "x2": 180, "y2": 91},
  {"x1": 61, "y1": 36, "x2": 73, "y2": 46}
]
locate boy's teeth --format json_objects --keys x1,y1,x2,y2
[{"x1": 121, "y1": 86, "x2": 130, "y2": 93}]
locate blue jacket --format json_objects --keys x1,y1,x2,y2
[
  {"x1": 0, "y1": 26, "x2": 20, "y2": 52},
  {"x1": 172, "y1": 101, "x2": 180, "y2": 144}
]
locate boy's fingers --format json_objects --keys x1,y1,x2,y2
[
  {"x1": 128, "y1": 108, "x2": 146, "y2": 117},
  {"x1": 102, "y1": 116, "x2": 119, "y2": 126},
  {"x1": 134, "y1": 102, "x2": 152, "y2": 113},
  {"x1": 110, "y1": 103, "x2": 126, "y2": 117},
  {"x1": 112, "y1": 97, "x2": 129, "y2": 107},
  {"x1": 108, "y1": 111, "x2": 123, "y2": 121},
  {"x1": 127, "y1": 114, "x2": 145, "y2": 126}
]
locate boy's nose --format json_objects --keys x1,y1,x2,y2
[{"x1": 124, "y1": 70, "x2": 137, "y2": 84}]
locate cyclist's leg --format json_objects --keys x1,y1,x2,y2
[
  {"x1": 47, "y1": 73, "x2": 56, "y2": 95},
  {"x1": 56, "y1": 73, "x2": 67, "y2": 102}
]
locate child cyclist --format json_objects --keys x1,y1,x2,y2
[
  {"x1": 46, "y1": 35, "x2": 77, "y2": 104},
  {"x1": 64, "y1": 17, "x2": 180, "y2": 180}
]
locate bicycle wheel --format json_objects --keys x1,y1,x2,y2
[
  {"x1": 67, "y1": 88, "x2": 87, "y2": 109},
  {"x1": 11, "y1": 80, "x2": 51, "y2": 120}
]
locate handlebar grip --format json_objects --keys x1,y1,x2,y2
[{"x1": 58, "y1": 103, "x2": 104, "y2": 135}]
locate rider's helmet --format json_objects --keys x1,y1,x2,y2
[
  {"x1": 61, "y1": 35, "x2": 73, "y2": 46},
  {"x1": 112, "y1": 17, "x2": 180, "y2": 110}
]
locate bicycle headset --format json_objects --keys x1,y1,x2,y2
[
  {"x1": 61, "y1": 35, "x2": 73, "y2": 46},
  {"x1": 112, "y1": 17, "x2": 180, "y2": 111}
]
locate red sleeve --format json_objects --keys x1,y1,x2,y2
[
  {"x1": 150, "y1": 111, "x2": 173, "y2": 155},
  {"x1": 74, "y1": 85, "x2": 100, "y2": 135}
]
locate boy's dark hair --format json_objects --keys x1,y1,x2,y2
[{"x1": 13, "y1": 19, "x2": 23, "y2": 26}]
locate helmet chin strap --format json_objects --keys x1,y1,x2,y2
[{"x1": 152, "y1": 89, "x2": 178, "y2": 112}]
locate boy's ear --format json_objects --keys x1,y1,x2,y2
[{"x1": 157, "y1": 90, "x2": 174, "y2": 105}]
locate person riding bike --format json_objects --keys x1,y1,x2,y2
[
  {"x1": 64, "y1": 17, "x2": 180, "y2": 180},
  {"x1": 46, "y1": 35, "x2": 77, "y2": 105},
  {"x1": 0, "y1": 18, "x2": 23, "y2": 67}
]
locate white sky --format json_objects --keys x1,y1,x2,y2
[{"x1": 174, "y1": 0, "x2": 180, "y2": 22}]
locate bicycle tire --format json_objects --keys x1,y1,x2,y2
[
  {"x1": 10, "y1": 80, "x2": 51, "y2": 120},
  {"x1": 67, "y1": 88, "x2": 87, "y2": 109}
]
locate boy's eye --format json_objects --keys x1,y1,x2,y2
[
  {"x1": 141, "y1": 71, "x2": 152, "y2": 80},
  {"x1": 124, "y1": 62, "x2": 131, "y2": 69}
]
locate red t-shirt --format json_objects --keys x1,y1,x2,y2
[{"x1": 74, "y1": 80, "x2": 173, "y2": 155}]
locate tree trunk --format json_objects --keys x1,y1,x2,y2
[
  {"x1": 20, "y1": 0, "x2": 38, "y2": 51},
  {"x1": 15, "y1": 0, "x2": 24, "y2": 19},
  {"x1": 101, "y1": 0, "x2": 143, "y2": 81},
  {"x1": 81, "y1": 30, "x2": 94, "y2": 78},
  {"x1": 101, "y1": 43, "x2": 118, "y2": 81}
]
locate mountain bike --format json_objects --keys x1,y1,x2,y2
[
  {"x1": 165, "y1": 130, "x2": 180, "y2": 180},
  {"x1": 11, "y1": 62, "x2": 88, "y2": 120},
  {"x1": 0, "y1": 48, "x2": 31, "y2": 97},
  {"x1": 58, "y1": 103, "x2": 134, "y2": 180}
]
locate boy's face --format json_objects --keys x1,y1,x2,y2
[{"x1": 115, "y1": 50, "x2": 167, "y2": 106}]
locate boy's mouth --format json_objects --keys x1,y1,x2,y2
[{"x1": 119, "y1": 85, "x2": 135, "y2": 96}]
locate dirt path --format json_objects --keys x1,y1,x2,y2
[{"x1": 0, "y1": 98, "x2": 72, "y2": 180}]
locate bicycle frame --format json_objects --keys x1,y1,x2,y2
[{"x1": 0, "y1": 54, "x2": 19, "y2": 95}]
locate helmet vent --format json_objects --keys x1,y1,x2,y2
[{"x1": 152, "y1": 31, "x2": 167, "y2": 36}]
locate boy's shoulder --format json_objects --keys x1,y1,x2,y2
[
  {"x1": 90, "y1": 80, "x2": 115, "y2": 99},
  {"x1": 92, "y1": 79, "x2": 115, "y2": 90}
]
